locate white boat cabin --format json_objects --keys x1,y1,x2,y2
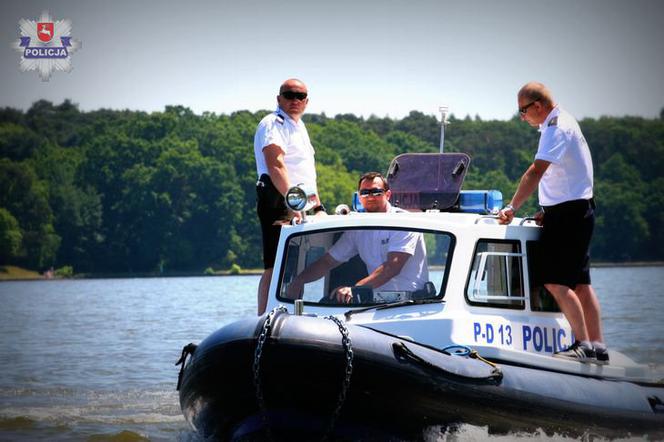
[{"x1": 265, "y1": 154, "x2": 656, "y2": 381}]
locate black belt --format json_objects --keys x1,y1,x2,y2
[{"x1": 541, "y1": 198, "x2": 595, "y2": 214}]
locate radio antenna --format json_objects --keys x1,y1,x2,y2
[{"x1": 439, "y1": 105, "x2": 449, "y2": 153}]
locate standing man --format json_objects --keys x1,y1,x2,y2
[
  {"x1": 254, "y1": 78, "x2": 324, "y2": 315},
  {"x1": 286, "y1": 172, "x2": 428, "y2": 303},
  {"x1": 498, "y1": 82, "x2": 608, "y2": 364}
]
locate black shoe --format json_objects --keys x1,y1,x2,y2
[
  {"x1": 553, "y1": 341, "x2": 596, "y2": 363},
  {"x1": 594, "y1": 346, "x2": 610, "y2": 365}
]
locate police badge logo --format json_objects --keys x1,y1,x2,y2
[
  {"x1": 37, "y1": 22, "x2": 54, "y2": 43},
  {"x1": 12, "y1": 11, "x2": 81, "y2": 81}
]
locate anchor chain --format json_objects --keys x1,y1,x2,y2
[
  {"x1": 321, "y1": 315, "x2": 354, "y2": 441},
  {"x1": 253, "y1": 305, "x2": 287, "y2": 441},
  {"x1": 252, "y1": 309, "x2": 354, "y2": 441}
]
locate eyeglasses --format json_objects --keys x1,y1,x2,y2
[
  {"x1": 281, "y1": 90, "x2": 308, "y2": 101},
  {"x1": 359, "y1": 188, "x2": 386, "y2": 197},
  {"x1": 519, "y1": 100, "x2": 539, "y2": 115}
]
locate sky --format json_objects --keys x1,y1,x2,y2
[{"x1": 1, "y1": 0, "x2": 663, "y2": 121}]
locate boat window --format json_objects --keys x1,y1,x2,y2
[
  {"x1": 465, "y1": 240, "x2": 525, "y2": 309},
  {"x1": 527, "y1": 240, "x2": 561, "y2": 312},
  {"x1": 277, "y1": 228, "x2": 453, "y2": 306}
]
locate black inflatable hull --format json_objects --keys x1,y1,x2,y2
[{"x1": 178, "y1": 312, "x2": 664, "y2": 440}]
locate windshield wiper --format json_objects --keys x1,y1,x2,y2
[{"x1": 344, "y1": 298, "x2": 443, "y2": 320}]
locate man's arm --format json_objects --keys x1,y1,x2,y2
[
  {"x1": 264, "y1": 143, "x2": 322, "y2": 211},
  {"x1": 333, "y1": 251, "x2": 411, "y2": 303},
  {"x1": 286, "y1": 253, "x2": 340, "y2": 299},
  {"x1": 498, "y1": 159, "x2": 550, "y2": 224},
  {"x1": 263, "y1": 144, "x2": 290, "y2": 196},
  {"x1": 357, "y1": 251, "x2": 411, "y2": 288}
]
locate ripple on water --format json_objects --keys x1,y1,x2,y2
[
  {"x1": 86, "y1": 430, "x2": 150, "y2": 442},
  {"x1": 0, "y1": 416, "x2": 36, "y2": 430},
  {"x1": 2, "y1": 271, "x2": 663, "y2": 441}
]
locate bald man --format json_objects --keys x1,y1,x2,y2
[
  {"x1": 498, "y1": 82, "x2": 608, "y2": 364},
  {"x1": 254, "y1": 78, "x2": 324, "y2": 315}
]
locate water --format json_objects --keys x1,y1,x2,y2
[{"x1": 0, "y1": 267, "x2": 662, "y2": 441}]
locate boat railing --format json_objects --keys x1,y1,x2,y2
[
  {"x1": 474, "y1": 215, "x2": 500, "y2": 224},
  {"x1": 519, "y1": 217, "x2": 539, "y2": 226},
  {"x1": 473, "y1": 215, "x2": 541, "y2": 226}
]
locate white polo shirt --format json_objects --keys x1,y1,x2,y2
[
  {"x1": 328, "y1": 205, "x2": 429, "y2": 292},
  {"x1": 535, "y1": 106, "x2": 594, "y2": 206},
  {"x1": 254, "y1": 107, "x2": 317, "y2": 192}
]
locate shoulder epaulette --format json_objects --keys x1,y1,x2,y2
[
  {"x1": 275, "y1": 113, "x2": 285, "y2": 125},
  {"x1": 548, "y1": 116, "x2": 558, "y2": 127}
]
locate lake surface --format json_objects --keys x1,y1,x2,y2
[{"x1": 0, "y1": 266, "x2": 662, "y2": 441}]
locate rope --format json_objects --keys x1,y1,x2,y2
[
  {"x1": 469, "y1": 349, "x2": 500, "y2": 370},
  {"x1": 442, "y1": 344, "x2": 472, "y2": 357},
  {"x1": 175, "y1": 343, "x2": 197, "y2": 391},
  {"x1": 393, "y1": 341, "x2": 503, "y2": 382}
]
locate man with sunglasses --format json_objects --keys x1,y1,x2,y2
[
  {"x1": 498, "y1": 82, "x2": 608, "y2": 364},
  {"x1": 254, "y1": 78, "x2": 324, "y2": 315},
  {"x1": 286, "y1": 172, "x2": 428, "y2": 303}
]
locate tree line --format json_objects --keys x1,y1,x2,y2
[{"x1": 1, "y1": 100, "x2": 662, "y2": 274}]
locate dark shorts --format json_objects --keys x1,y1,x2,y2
[
  {"x1": 540, "y1": 199, "x2": 595, "y2": 289},
  {"x1": 256, "y1": 174, "x2": 288, "y2": 269}
]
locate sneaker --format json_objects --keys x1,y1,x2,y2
[
  {"x1": 553, "y1": 341, "x2": 596, "y2": 363},
  {"x1": 594, "y1": 346, "x2": 610, "y2": 365}
]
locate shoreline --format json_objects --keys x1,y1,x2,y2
[
  {"x1": 591, "y1": 261, "x2": 664, "y2": 268},
  {"x1": 0, "y1": 266, "x2": 264, "y2": 281},
  {"x1": 2, "y1": 262, "x2": 663, "y2": 281}
]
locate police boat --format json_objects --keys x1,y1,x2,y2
[{"x1": 176, "y1": 153, "x2": 664, "y2": 441}]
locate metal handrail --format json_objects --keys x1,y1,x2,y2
[
  {"x1": 474, "y1": 215, "x2": 500, "y2": 224},
  {"x1": 519, "y1": 217, "x2": 539, "y2": 226}
]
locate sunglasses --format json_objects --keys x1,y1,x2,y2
[
  {"x1": 359, "y1": 188, "x2": 386, "y2": 197},
  {"x1": 519, "y1": 100, "x2": 539, "y2": 115},
  {"x1": 281, "y1": 90, "x2": 308, "y2": 101}
]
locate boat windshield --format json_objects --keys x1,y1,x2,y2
[{"x1": 277, "y1": 227, "x2": 454, "y2": 306}]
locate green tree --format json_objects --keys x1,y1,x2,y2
[
  {"x1": 1, "y1": 100, "x2": 663, "y2": 270},
  {"x1": 642, "y1": 177, "x2": 664, "y2": 260},
  {"x1": 0, "y1": 208, "x2": 22, "y2": 262},
  {"x1": 0, "y1": 123, "x2": 45, "y2": 160},
  {"x1": 0, "y1": 159, "x2": 60, "y2": 268},
  {"x1": 314, "y1": 120, "x2": 395, "y2": 174},
  {"x1": 316, "y1": 162, "x2": 357, "y2": 209},
  {"x1": 32, "y1": 145, "x2": 102, "y2": 271},
  {"x1": 593, "y1": 154, "x2": 649, "y2": 261}
]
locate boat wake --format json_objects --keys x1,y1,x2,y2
[{"x1": 424, "y1": 424, "x2": 658, "y2": 441}]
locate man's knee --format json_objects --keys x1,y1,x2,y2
[
  {"x1": 574, "y1": 284, "x2": 599, "y2": 304},
  {"x1": 574, "y1": 283, "x2": 592, "y2": 295},
  {"x1": 544, "y1": 283, "x2": 571, "y2": 299}
]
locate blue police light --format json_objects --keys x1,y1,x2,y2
[
  {"x1": 351, "y1": 192, "x2": 366, "y2": 212},
  {"x1": 458, "y1": 190, "x2": 503, "y2": 214}
]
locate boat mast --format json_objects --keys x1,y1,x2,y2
[{"x1": 439, "y1": 105, "x2": 449, "y2": 153}]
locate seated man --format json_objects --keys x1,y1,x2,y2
[{"x1": 286, "y1": 172, "x2": 429, "y2": 303}]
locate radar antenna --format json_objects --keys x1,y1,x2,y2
[{"x1": 439, "y1": 105, "x2": 450, "y2": 153}]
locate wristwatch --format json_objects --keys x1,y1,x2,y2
[{"x1": 504, "y1": 204, "x2": 515, "y2": 212}]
